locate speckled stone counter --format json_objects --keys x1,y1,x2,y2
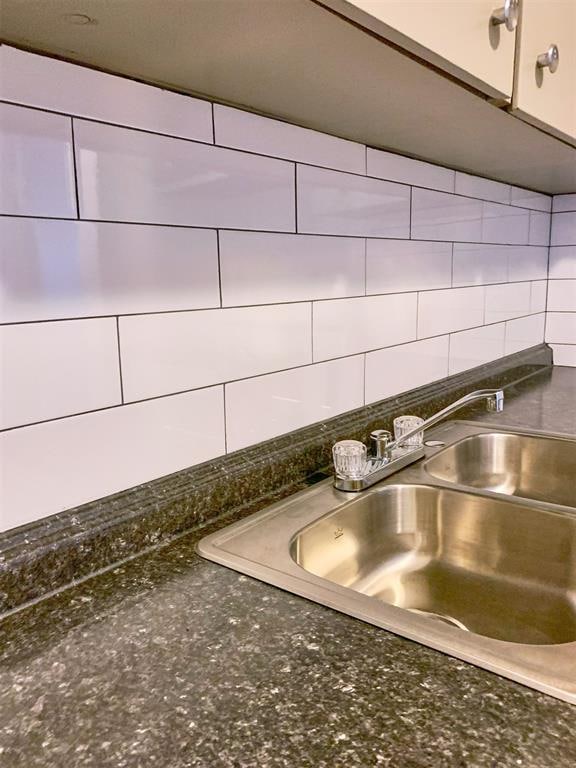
[{"x1": 1, "y1": 366, "x2": 575, "y2": 767}]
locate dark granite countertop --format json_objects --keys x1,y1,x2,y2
[{"x1": 1, "y1": 366, "x2": 575, "y2": 768}]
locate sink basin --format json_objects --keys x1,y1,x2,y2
[
  {"x1": 291, "y1": 484, "x2": 576, "y2": 646},
  {"x1": 198, "y1": 422, "x2": 576, "y2": 704},
  {"x1": 425, "y1": 431, "x2": 576, "y2": 508}
]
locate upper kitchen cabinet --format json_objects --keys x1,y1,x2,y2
[
  {"x1": 317, "y1": 0, "x2": 520, "y2": 99},
  {"x1": 512, "y1": 0, "x2": 576, "y2": 142}
]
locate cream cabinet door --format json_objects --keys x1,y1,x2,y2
[
  {"x1": 318, "y1": 0, "x2": 518, "y2": 99},
  {"x1": 513, "y1": 0, "x2": 576, "y2": 142}
]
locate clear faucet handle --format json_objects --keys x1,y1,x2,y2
[
  {"x1": 332, "y1": 440, "x2": 367, "y2": 480},
  {"x1": 394, "y1": 415, "x2": 425, "y2": 447}
]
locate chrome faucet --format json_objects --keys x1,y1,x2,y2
[
  {"x1": 383, "y1": 388, "x2": 504, "y2": 456},
  {"x1": 333, "y1": 389, "x2": 504, "y2": 492}
]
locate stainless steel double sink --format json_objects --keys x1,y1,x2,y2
[{"x1": 198, "y1": 422, "x2": 576, "y2": 703}]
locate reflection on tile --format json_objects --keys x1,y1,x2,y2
[
  {"x1": 0, "y1": 387, "x2": 225, "y2": 530},
  {"x1": 545, "y1": 313, "x2": 576, "y2": 344},
  {"x1": 219, "y1": 231, "x2": 364, "y2": 306},
  {"x1": 530, "y1": 281, "x2": 548, "y2": 314},
  {"x1": 297, "y1": 165, "x2": 410, "y2": 237},
  {"x1": 447, "y1": 244, "x2": 547, "y2": 285},
  {"x1": 547, "y1": 280, "x2": 576, "y2": 312},
  {"x1": 0, "y1": 46, "x2": 213, "y2": 142},
  {"x1": 75, "y1": 120, "x2": 295, "y2": 231},
  {"x1": 0, "y1": 103, "x2": 76, "y2": 217},
  {"x1": 225, "y1": 357, "x2": 364, "y2": 451},
  {"x1": 365, "y1": 336, "x2": 449, "y2": 404},
  {"x1": 485, "y1": 282, "x2": 532, "y2": 323},
  {"x1": 411, "y1": 188, "x2": 482, "y2": 242},
  {"x1": 549, "y1": 246, "x2": 576, "y2": 279},
  {"x1": 452, "y1": 244, "x2": 507, "y2": 287},
  {"x1": 481, "y1": 202, "x2": 529, "y2": 245},
  {"x1": 528, "y1": 211, "x2": 551, "y2": 246},
  {"x1": 0, "y1": 319, "x2": 121, "y2": 429},
  {"x1": 552, "y1": 195, "x2": 576, "y2": 213},
  {"x1": 366, "y1": 239, "x2": 452, "y2": 294},
  {"x1": 455, "y1": 172, "x2": 510, "y2": 204},
  {"x1": 367, "y1": 148, "x2": 454, "y2": 192},
  {"x1": 510, "y1": 187, "x2": 551, "y2": 212},
  {"x1": 507, "y1": 246, "x2": 548, "y2": 282},
  {"x1": 453, "y1": 243, "x2": 548, "y2": 286},
  {"x1": 417, "y1": 286, "x2": 484, "y2": 338},
  {"x1": 313, "y1": 293, "x2": 417, "y2": 360},
  {"x1": 551, "y1": 212, "x2": 576, "y2": 246},
  {"x1": 0, "y1": 218, "x2": 220, "y2": 322},
  {"x1": 120, "y1": 304, "x2": 312, "y2": 401},
  {"x1": 214, "y1": 105, "x2": 365, "y2": 173},
  {"x1": 449, "y1": 323, "x2": 505, "y2": 375},
  {"x1": 505, "y1": 314, "x2": 545, "y2": 355}
]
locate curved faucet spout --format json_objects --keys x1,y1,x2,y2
[
  {"x1": 333, "y1": 388, "x2": 504, "y2": 491},
  {"x1": 386, "y1": 389, "x2": 504, "y2": 452}
]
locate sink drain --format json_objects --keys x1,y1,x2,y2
[{"x1": 407, "y1": 608, "x2": 469, "y2": 632}]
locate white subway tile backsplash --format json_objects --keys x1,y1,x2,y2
[
  {"x1": 547, "y1": 280, "x2": 576, "y2": 312},
  {"x1": 417, "y1": 286, "x2": 484, "y2": 338},
  {"x1": 119, "y1": 304, "x2": 311, "y2": 401},
  {"x1": 0, "y1": 103, "x2": 76, "y2": 217},
  {"x1": 528, "y1": 211, "x2": 551, "y2": 246},
  {"x1": 481, "y1": 202, "x2": 529, "y2": 245},
  {"x1": 0, "y1": 319, "x2": 121, "y2": 430},
  {"x1": 297, "y1": 165, "x2": 410, "y2": 238},
  {"x1": 550, "y1": 345, "x2": 576, "y2": 366},
  {"x1": 411, "y1": 188, "x2": 482, "y2": 242},
  {"x1": 452, "y1": 244, "x2": 508, "y2": 287},
  {"x1": 0, "y1": 47, "x2": 563, "y2": 532},
  {"x1": 0, "y1": 46, "x2": 213, "y2": 142},
  {"x1": 548, "y1": 199, "x2": 576, "y2": 361},
  {"x1": 0, "y1": 218, "x2": 220, "y2": 322},
  {"x1": 551, "y1": 212, "x2": 576, "y2": 246},
  {"x1": 214, "y1": 105, "x2": 365, "y2": 174},
  {"x1": 75, "y1": 119, "x2": 295, "y2": 231},
  {"x1": 455, "y1": 172, "x2": 510, "y2": 204},
  {"x1": 0, "y1": 387, "x2": 225, "y2": 530},
  {"x1": 366, "y1": 239, "x2": 452, "y2": 294},
  {"x1": 510, "y1": 187, "x2": 552, "y2": 212},
  {"x1": 530, "y1": 280, "x2": 548, "y2": 314},
  {"x1": 553, "y1": 195, "x2": 576, "y2": 213},
  {"x1": 365, "y1": 336, "x2": 449, "y2": 404},
  {"x1": 549, "y1": 246, "x2": 576, "y2": 279},
  {"x1": 507, "y1": 246, "x2": 549, "y2": 282},
  {"x1": 366, "y1": 148, "x2": 454, "y2": 192},
  {"x1": 546, "y1": 313, "x2": 576, "y2": 344},
  {"x1": 225, "y1": 357, "x2": 364, "y2": 452},
  {"x1": 313, "y1": 293, "x2": 417, "y2": 361},
  {"x1": 504, "y1": 314, "x2": 545, "y2": 355},
  {"x1": 219, "y1": 231, "x2": 364, "y2": 306},
  {"x1": 449, "y1": 323, "x2": 505, "y2": 374},
  {"x1": 484, "y1": 282, "x2": 532, "y2": 323}
]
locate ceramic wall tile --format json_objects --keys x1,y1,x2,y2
[
  {"x1": 219, "y1": 231, "x2": 365, "y2": 306},
  {"x1": 119, "y1": 303, "x2": 312, "y2": 401},
  {"x1": 0, "y1": 103, "x2": 76, "y2": 217}
]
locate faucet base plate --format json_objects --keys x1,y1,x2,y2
[{"x1": 334, "y1": 446, "x2": 425, "y2": 492}]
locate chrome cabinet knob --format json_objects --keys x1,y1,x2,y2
[
  {"x1": 491, "y1": 0, "x2": 519, "y2": 32},
  {"x1": 537, "y1": 44, "x2": 560, "y2": 73}
]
